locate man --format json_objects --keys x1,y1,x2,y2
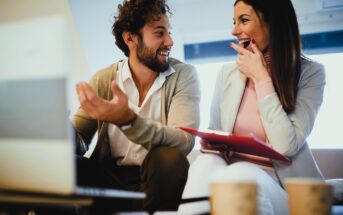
[{"x1": 72, "y1": 0, "x2": 200, "y2": 212}]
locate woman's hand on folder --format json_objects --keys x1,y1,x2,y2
[
  {"x1": 200, "y1": 139, "x2": 212, "y2": 149},
  {"x1": 200, "y1": 139, "x2": 227, "y2": 151}
]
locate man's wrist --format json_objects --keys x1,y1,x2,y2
[{"x1": 119, "y1": 110, "x2": 137, "y2": 130}]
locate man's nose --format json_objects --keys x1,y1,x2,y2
[{"x1": 164, "y1": 33, "x2": 174, "y2": 47}]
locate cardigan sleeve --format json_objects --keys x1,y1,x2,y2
[{"x1": 72, "y1": 64, "x2": 116, "y2": 149}]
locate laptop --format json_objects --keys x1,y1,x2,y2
[{"x1": 0, "y1": 14, "x2": 145, "y2": 200}]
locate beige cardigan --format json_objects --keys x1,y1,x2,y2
[
  {"x1": 72, "y1": 58, "x2": 200, "y2": 165},
  {"x1": 209, "y1": 58, "x2": 326, "y2": 186}
]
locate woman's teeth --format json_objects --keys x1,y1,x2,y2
[{"x1": 239, "y1": 39, "x2": 251, "y2": 48}]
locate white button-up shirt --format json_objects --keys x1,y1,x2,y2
[{"x1": 107, "y1": 60, "x2": 175, "y2": 166}]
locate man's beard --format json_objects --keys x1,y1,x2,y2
[{"x1": 136, "y1": 38, "x2": 170, "y2": 73}]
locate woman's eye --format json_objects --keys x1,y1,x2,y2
[{"x1": 241, "y1": 18, "x2": 249, "y2": 23}]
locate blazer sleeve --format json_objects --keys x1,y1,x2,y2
[
  {"x1": 122, "y1": 65, "x2": 201, "y2": 155},
  {"x1": 258, "y1": 61, "x2": 326, "y2": 157}
]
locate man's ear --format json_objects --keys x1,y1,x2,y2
[{"x1": 122, "y1": 32, "x2": 136, "y2": 47}]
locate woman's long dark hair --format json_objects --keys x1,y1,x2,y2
[{"x1": 234, "y1": 0, "x2": 301, "y2": 113}]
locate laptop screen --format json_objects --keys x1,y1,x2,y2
[{"x1": 0, "y1": 78, "x2": 69, "y2": 140}]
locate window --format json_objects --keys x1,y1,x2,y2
[
  {"x1": 306, "y1": 52, "x2": 343, "y2": 148},
  {"x1": 194, "y1": 62, "x2": 224, "y2": 130}
]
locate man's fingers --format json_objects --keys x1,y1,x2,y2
[
  {"x1": 76, "y1": 83, "x2": 84, "y2": 102},
  {"x1": 76, "y1": 82, "x2": 100, "y2": 117},
  {"x1": 77, "y1": 82, "x2": 100, "y2": 104},
  {"x1": 111, "y1": 81, "x2": 126, "y2": 99},
  {"x1": 76, "y1": 82, "x2": 92, "y2": 104}
]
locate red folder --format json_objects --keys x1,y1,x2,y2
[{"x1": 180, "y1": 127, "x2": 291, "y2": 163}]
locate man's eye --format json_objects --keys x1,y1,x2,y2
[{"x1": 155, "y1": 32, "x2": 163, "y2": 37}]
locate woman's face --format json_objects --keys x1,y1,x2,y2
[{"x1": 232, "y1": 1, "x2": 270, "y2": 51}]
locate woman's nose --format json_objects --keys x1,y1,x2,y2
[{"x1": 231, "y1": 24, "x2": 240, "y2": 37}]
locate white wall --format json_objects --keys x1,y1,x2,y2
[
  {"x1": 293, "y1": 0, "x2": 343, "y2": 34},
  {"x1": 68, "y1": 0, "x2": 186, "y2": 74},
  {"x1": 68, "y1": 0, "x2": 343, "y2": 74},
  {"x1": 169, "y1": 0, "x2": 233, "y2": 43},
  {"x1": 68, "y1": 0, "x2": 124, "y2": 74},
  {"x1": 169, "y1": 0, "x2": 343, "y2": 43}
]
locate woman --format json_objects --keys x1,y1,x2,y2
[{"x1": 178, "y1": 0, "x2": 326, "y2": 214}]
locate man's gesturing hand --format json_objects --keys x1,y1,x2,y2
[{"x1": 76, "y1": 81, "x2": 136, "y2": 126}]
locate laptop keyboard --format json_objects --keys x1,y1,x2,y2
[{"x1": 75, "y1": 187, "x2": 145, "y2": 199}]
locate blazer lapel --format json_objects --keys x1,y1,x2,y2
[{"x1": 221, "y1": 67, "x2": 247, "y2": 133}]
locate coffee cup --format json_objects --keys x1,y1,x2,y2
[{"x1": 285, "y1": 178, "x2": 333, "y2": 215}]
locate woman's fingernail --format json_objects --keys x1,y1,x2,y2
[{"x1": 252, "y1": 39, "x2": 255, "y2": 44}]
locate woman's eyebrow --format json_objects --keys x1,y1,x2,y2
[
  {"x1": 233, "y1": 13, "x2": 251, "y2": 22},
  {"x1": 238, "y1": 14, "x2": 251, "y2": 19}
]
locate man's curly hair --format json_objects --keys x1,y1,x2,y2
[{"x1": 112, "y1": 0, "x2": 172, "y2": 57}]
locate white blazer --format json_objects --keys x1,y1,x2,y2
[{"x1": 209, "y1": 57, "x2": 326, "y2": 186}]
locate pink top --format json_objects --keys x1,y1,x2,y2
[
  {"x1": 233, "y1": 78, "x2": 275, "y2": 141},
  {"x1": 233, "y1": 51, "x2": 275, "y2": 142},
  {"x1": 232, "y1": 59, "x2": 277, "y2": 172}
]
